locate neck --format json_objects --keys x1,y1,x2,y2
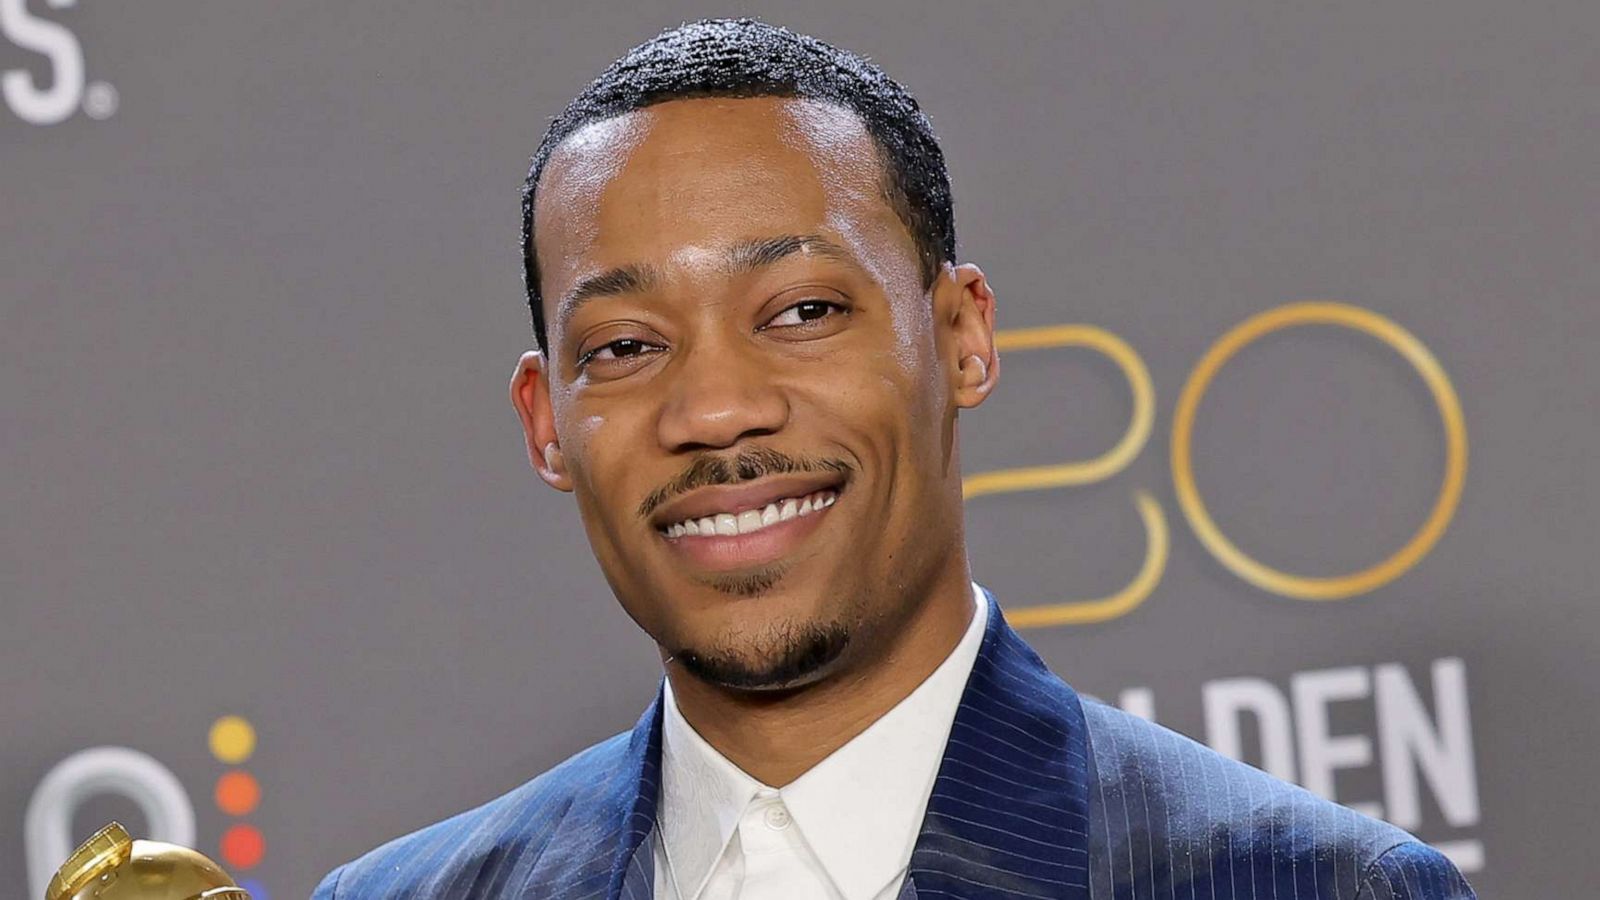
[{"x1": 664, "y1": 561, "x2": 977, "y2": 786}]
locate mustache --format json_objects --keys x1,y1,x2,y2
[{"x1": 637, "y1": 447, "x2": 854, "y2": 520}]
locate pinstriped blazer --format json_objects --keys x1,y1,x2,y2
[{"x1": 313, "y1": 590, "x2": 1475, "y2": 899}]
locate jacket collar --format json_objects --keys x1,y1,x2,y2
[
  {"x1": 604, "y1": 698, "x2": 662, "y2": 900},
  {"x1": 601, "y1": 586, "x2": 1092, "y2": 900},
  {"x1": 905, "y1": 586, "x2": 1093, "y2": 898}
]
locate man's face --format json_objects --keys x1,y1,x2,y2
[{"x1": 514, "y1": 96, "x2": 995, "y2": 691}]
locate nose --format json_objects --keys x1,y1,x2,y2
[{"x1": 656, "y1": 340, "x2": 790, "y2": 452}]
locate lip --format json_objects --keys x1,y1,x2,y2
[
  {"x1": 659, "y1": 487, "x2": 842, "y2": 571},
  {"x1": 648, "y1": 472, "x2": 848, "y2": 573},
  {"x1": 647, "y1": 472, "x2": 847, "y2": 530}
]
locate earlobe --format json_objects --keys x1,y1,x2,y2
[
  {"x1": 538, "y1": 441, "x2": 573, "y2": 491},
  {"x1": 961, "y1": 354, "x2": 989, "y2": 389},
  {"x1": 956, "y1": 352, "x2": 996, "y2": 408}
]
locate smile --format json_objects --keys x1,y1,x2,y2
[
  {"x1": 649, "y1": 471, "x2": 848, "y2": 571},
  {"x1": 658, "y1": 489, "x2": 838, "y2": 538}
]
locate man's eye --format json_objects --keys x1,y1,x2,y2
[
  {"x1": 765, "y1": 299, "x2": 846, "y2": 328},
  {"x1": 580, "y1": 338, "x2": 658, "y2": 367}
]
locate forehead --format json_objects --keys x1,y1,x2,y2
[{"x1": 533, "y1": 96, "x2": 916, "y2": 308}]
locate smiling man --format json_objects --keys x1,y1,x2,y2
[{"x1": 314, "y1": 18, "x2": 1473, "y2": 900}]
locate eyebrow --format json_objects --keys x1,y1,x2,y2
[
  {"x1": 557, "y1": 264, "x2": 661, "y2": 331},
  {"x1": 727, "y1": 233, "x2": 857, "y2": 273},
  {"x1": 554, "y1": 233, "x2": 860, "y2": 333}
]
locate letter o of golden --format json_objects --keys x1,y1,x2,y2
[{"x1": 1170, "y1": 302, "x2": 1468, "y2": 600}]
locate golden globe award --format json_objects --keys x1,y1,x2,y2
[{"x1": 46, "y1": 822, "x2": 250, "y2": 900}]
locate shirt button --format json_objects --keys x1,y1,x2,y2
[{"x1": 763, "y1": 804, "x2": 791, "y2": 830}]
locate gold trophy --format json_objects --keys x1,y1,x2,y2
[{"x1": 45, "y1": 822, "x2": 250, "y2": 900}]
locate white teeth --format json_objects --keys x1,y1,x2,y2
[{"x1": 662, "y1": 490, "x2": 839, "y2": 537}]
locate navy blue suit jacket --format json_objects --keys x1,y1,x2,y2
[{"x1": 314, "y1": 591, "x2": 1475, "y2": 898}]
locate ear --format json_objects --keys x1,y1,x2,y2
[
  {"x1": 943, "y1": 262, "x2": 1000, "y2": 409},
  {"x1": 509, "y1": 350, "x2": 573, "y2": 492}
]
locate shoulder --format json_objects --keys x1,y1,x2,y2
[
  {"x1": 1078, "y1": 699, "x2": 1474, "y2": 898},
  {"x1": 312, "y1": 731, "x2": 636, "y2": 900},
  {"x1": 1356, "y1": 840, "x2": 1477, "y2": 899}
]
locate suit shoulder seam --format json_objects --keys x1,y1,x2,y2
[{"x1": 1355, "y1": 839, "x2": 1425, "y2": 899}]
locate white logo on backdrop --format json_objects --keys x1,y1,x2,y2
[
  {"x1": 2, "y1": 0, "x2": 116, "y2": 124},
  {"x1": 24, "y1": 747, "x2": 195, "y2": 900},
  {"x1": 1113, "y1": 657, "x2": 1484, "y2": 874}
]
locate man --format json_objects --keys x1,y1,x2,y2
[{"x1": 315, "y1": 18, "x2": 1474, "y2": 900}]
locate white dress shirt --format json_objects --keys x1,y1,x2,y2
[{"x1": 651, "y1": 583, "x2": 988, "y2": 900}]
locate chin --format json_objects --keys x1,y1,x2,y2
[
  {"x1": 657, "y1": 573, "x2": 857, "y2": 687},
  {"x1": 672, "y1": 614, "x2": 853, "y2": 691}
]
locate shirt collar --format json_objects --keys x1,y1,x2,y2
[
  {"x1": 657, "y1": 582, "x2": 988, "y2": 900},
  {"x1": 658, "y1": 681, "x2": 764, "y2": 899}
]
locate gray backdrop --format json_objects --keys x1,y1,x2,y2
[{"x1": 5, "y1": 2, "x2": 1596, "y2": 897}]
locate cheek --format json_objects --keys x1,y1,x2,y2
[
  {"x1": 561, "y1": 408, "x2": 648, "y2": 527},
  {"x1": 809, "y1": 359, "x2": 940, "y2": 481},
  {"x1": 560, "y1": 413, "x2": 607, "y2": 487}
]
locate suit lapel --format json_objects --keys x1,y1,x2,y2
[
  {"x1": 906, "y1": 588, "x2": 1094, "y2": 899},
  {"x1": 595, "y1": 692, "x2": 662, "y2": 900}
]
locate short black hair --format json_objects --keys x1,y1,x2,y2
[{"x1": 520, "y1": 17, "x2": 956, "y2": 353}]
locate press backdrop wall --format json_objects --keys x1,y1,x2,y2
[{"x1": 5, "y1": 2, "x2": 1596, "y2": 897}]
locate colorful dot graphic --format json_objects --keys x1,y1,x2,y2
[
  {"x1": 209, "y1": 715, "x2": 256, "y2": 764},
  {"x1": 221, "y1": 823, "x2": 266, "y2": 869},
  {"x1": 209, "y1": 714, "x2": 265, "y2": 894},
  {"x1": 215, "y1": 770, "x2": 261, "y2": 816}
]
